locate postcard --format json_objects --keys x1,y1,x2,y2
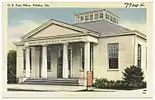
[{"x1": 2, "y1": 2, "x2": 153, "y2": 98}]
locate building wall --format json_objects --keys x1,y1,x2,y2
[
  {"x1": 16, "y1": 45, "x2": 25, "y2": 78},
  {"x1": 16, "y1": 34, "x2": 147, "y2": 81},
  {"x1": 134, "y1": 35, "x2": 147, "y2": 81},
  {"x1": 93, "y1": 35, "x2": 135, "y2": 81}
]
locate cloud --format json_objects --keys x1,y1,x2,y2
[
  {"x1": 120, "y1": 20, "x2": 147, "y2": 35},
  {"x1": 7, "y1": 20, "x2": 44, "y2": 51}
]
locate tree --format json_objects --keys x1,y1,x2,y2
[
  {"x1": 7, "y1": 50, "x2": 17, "y2": 83},
  {"x1": 122, "y1": 65, "x2": 144, "y2": 85}
]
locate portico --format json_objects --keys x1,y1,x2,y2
[{"x1": 22, "y1": 34, "x2": 98, "y2": 80}]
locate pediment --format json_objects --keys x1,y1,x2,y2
[
  {"x1": 30, "y1": 23, "x2": 81, "y2": 39},
  {"x1": 21, "y1": 19, "x2": 99, "y2": 40}
]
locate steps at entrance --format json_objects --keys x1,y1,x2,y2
[{"x1": 22, "y1": 78, "x2": 79, "y2": 86}]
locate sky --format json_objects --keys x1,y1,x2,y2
[{"x1": 7, "y1": 8, "x2": 146, "y2": 50}]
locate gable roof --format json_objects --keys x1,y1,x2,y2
[
  {"x1": 74, "y1": 20, "x2": 131, "y2": 35},
  {"x1": 21, "y1": 19, "x2": 100, "y2": 40}
]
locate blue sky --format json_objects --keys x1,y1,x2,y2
[
  {"x1": 7, "y1": 8, "x2": 146, "y2": 50},
  {"x1": 8, "y1": 8, "x2": 146, "y2": 26}
]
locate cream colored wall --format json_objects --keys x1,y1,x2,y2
[
  {"x1": 17, "y1": 35, "x2": 146, "y2": 81},
  {"x1": 71, "y1": 43, "x2": 85, "y2": 78},
  {"x1": 134, "y1": 35, "x2": 147, "y2": 81},
  {"x1": 47, "y1": 44, "x2": 61, "y2": 78},
  {"x1": 16, "y1": 45, "x2": 25, "y2": 78},
  {"x1": 31, "y1": 24, "x2": 80, "y2": 38},
  {"x1": 94, "y1": 35, "x2": 135, "y2": 81}
]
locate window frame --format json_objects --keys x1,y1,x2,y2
[
  {"x1": 94, "y1": 13, "x2": 99, "y2": 20},
  {"x1": 99, "y1": 12, "x2": 103, "y2": 19},
  {"x1": 80, "y1": 46, "x2": 85, "y2": 71},
  {"x1": 90, "y1": 14, "x2": 93, "y2": 20},
  {"x1": 137, "y1": 44, "x2": 142, "y2": 68},
  {"x1": 107, "y1": 43, "x2": 119, "y2": 70},
  {"x1": 23, "y1": 49, "x2": 26, "y2": 70},
  {"x1": 47, "y1": 46, "x2": 52, "y2": 72}
]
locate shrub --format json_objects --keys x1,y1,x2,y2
[
  {"x1": 94, "y1": 65, "x2": 146, "y2": 90},
  {"x1": 7, "y1": 50, "x2": 17, "y2": 84},
  {"x1": 122, "y1": 65, "x2": 144, "y2": 85}
]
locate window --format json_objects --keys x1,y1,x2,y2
[
  {"x1": 110, "y1": 16, "x2": 113, "y2": 21},
  {"x1": 90, "y1": 14, "x2": 93, "y2": 20},
  {"x1": 47, "y1": 47, "x2": 51, "y2": 71},
  {"x1": 137, "y1": 44, "x2": 142, "y2": 68},
  {"x1": 90, "y1": 44, "x2": 93, "y2": 71},
  {"x1": 68, "y1": 49, "x2": 72, "y2": 70},
  {"x1": 113, "y1": 18, "x2": 116, "y2": 23},
  {"x1": 95, "y1": 13, "x2": 98, "y2": 19},
  {"x1": 105, "y1": 13, "x2": 108, "y2": 19},
  {"x1": 30, "y1": 48, "x2": 32, "y2": 70},
  {"x1": 77, "y1": 16, "x2": 80, "y2": 22},
  {"x1": 108, "y1": 43, "x2": 119, "y2": 69},
  {"x1": 80, "y1": 47, "x2": 84, "y2": 70},
  {"x1": 80, "y1": 16, "x2": 84, "y2": 22},
  {"x1": 85, "y1": 15, "x2": 89, "y2": 21},
  {"x1": 23, "y1": 49, "x2": 26, "y2": 70},
  {"x1": 99, "y1": 12, "x2": 103, "y2": 19}
]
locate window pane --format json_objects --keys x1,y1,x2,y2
[
  {"x1": 90, "y1": 14, "x2": 93, "y2": 20},
  {"x1": 95, "y1": 13, "x2": 98, "y2": 19},
  {"x1": 137, "y1": 44, "x2": 141, "y2": 67},
  {"x1": 100, "y1": 13, "x2": 103, "y2": 19},
  {"x1": 108, "y1": 43, "x2": 119, "y2": 69},
  {"x1": 23, "y1": 50, "x2": 26, "y2": 70}
]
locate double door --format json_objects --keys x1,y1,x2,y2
[{"x1": 57, "y1": 48, "x2": 72, "y2": 78}]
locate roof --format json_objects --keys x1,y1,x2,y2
[
  {"x1": 21, "y1": 19, "x2": 100, "y2": 40},
  {"x1": 74, "y1": 20, "x2": 131, "y2": 35}
]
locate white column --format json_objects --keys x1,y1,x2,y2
[
  {"x1": 84, "y1": 42, "x2": 90, "y2": 85},
  {"x1": 41, "y1": 45, "x2": 48, "y2": 78},
  {"x1": 25, "y1": 46, "x2": 30, "y2": 78},
  {"x1": 63, "y1": 43, "x2": 68, "y2": 78}
]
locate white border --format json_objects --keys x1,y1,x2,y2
[{"x1": 0, "y1": 0, "x2": 155, "y2": 100}]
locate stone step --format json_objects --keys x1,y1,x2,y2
[{"x1": 23, "y1": 78, "x2": 79, "y2": 86}]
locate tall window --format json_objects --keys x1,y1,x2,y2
[
  {"x1": 80, "y1": 47, "x2": 84, "y2": 70},
  {"x1": 47, "y1": 47, "x2": 51, "y2": 71},
  {"x1": 108, "y1": 43, "x2": 119, "y2": 69},
  {"x1": 90, "y1": 44, "x2": 93, "y2": 71},
  {"x1": 80, "y1": 16, "x2": 84, "y2": 22},
  {"x1": 30, "y1": 48, "x2": 32, "y2": 70},
  {"x1": 85, "y1": 15, "x2": 89, "y2": 21},
  {"x1": 90, "y1": 14, "x2": 93, "y2": 20},
  {"x1": 99, "y1": 12, "x2": 103, "y2": 19},
  {"x1": 77, "y1": 16, "x2": 80, "y2": 22},
  {"x1": 23, "y1": 49, "x2": 26, "y2": 70},
  {"x1": 95, "y1": 13, "x2": 98, "y2": 20},
  {"x1": 137, "y1": 44, "x2": 142, "y2": 67}
]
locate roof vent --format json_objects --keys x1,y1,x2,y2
[{"x1": 74, "y1": 9, "x2": 119, "y2": 25}]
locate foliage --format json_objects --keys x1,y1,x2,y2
[
  {"x1": 122, "y1": 65, "x2": 144, "y2": 86},
  {"x1": 94, "y1": 65, "x2": 146, "y2": 90},
  {"x1": 7, "y1": 50, "x2": 17, "y2": 83}
]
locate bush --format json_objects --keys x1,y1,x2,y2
[
  {"x1": 122, "y1": 65, "x2": 144, "y2": 85},
  {"x1": 94, "y1": 65, "x2": 146, "y2": 90},
  {"x1": 7, "y1": 50, "x2": 17, "y2": 84},
  {"x1": 94, "y1": 78, "x2": 146, "y2": 90}
]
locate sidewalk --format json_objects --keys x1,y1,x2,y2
[
  {"x1": 7, "y1": 84, "x2": 86, "y2": 92},
  {"x1": 7, "y1": 84, "x2": 146, "y2": 92}
]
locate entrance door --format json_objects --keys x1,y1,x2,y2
[
  {"x1": 39, "y1": 47, "x2": 42, "y2": 78},
  {"x1": 57, "y1": 49, "x2": 63, "y2": 78},
  {"x1": 68, "y1": 48, "x2": 72, "y2": 78}
]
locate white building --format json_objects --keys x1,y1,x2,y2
[{"x1": 14, "y1": 9, "x2": 147, "y2": 85}]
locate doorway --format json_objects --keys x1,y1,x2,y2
[
  {"x1": 57, "y1": 49, "x2": 63, "y2": 78},
  {"x1": 57, "y1": 48, "x2": 72, "y2": 78}
]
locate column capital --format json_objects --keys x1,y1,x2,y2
[
  {"x1": 63, "y1": 42, "x2": 68, "y2": 45},
  {"x1": 25, "y1": 46, "x2": 30, "y2": 49},
  {"x1": 42, "y1": 44, "x2": 48, "y2": 47}
]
